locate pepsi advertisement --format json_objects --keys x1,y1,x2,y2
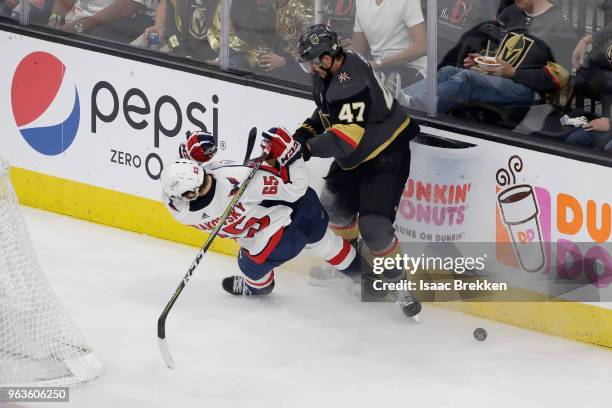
[{"x1": 1, "y1": 32, "x2": 315, "y2": 199}]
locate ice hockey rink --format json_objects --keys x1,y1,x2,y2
[{"x1": 12, "y1": 206, "x2": 612, "y2": 408}]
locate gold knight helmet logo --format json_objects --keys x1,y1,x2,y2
[
  {"x1": 497, "y1": 32, "x2": 534, "y2": 68},
  {"x1": 189, "y1": 7, "x2": 209, "y2": 40},
  {"x1": 280, "y1": 16, "x2": 297, "y2": 37},
  {"x1": 309, "y1": 34, "x2": 320, "y2": 45}
]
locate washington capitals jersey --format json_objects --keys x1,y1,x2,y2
[
  {"x1": 301, "y1": 51, "x2": 418, "y2": 169},
  {"x1": 163, "y1": 159, "x2": 308, "y2": 262}
]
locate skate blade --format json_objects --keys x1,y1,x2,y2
[{"x1": 308, "y1": 277, "x2": 334, "y2": 287}]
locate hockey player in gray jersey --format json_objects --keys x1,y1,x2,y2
[
  {"x1": 293, "y1": 24, "x2": 421, "y2": 320},
  {"x1": 161, "y1": 128, "x2": 360, "y2": 296}
]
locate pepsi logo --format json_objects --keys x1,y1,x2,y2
[{"x1": 11, "y1": 51, "x2": 80, "y2": 155}]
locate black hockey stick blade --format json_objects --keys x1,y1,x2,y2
[{"x1": 243, "y1": 127, "x2": 257, "y2": 165}]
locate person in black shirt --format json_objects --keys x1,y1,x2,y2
[
  {"x1": 403, "y1": 0, "x2": 574, "y2": 114},
  {"x1": 134, "y1": 0, "x2": 217, "y2": 62},
  {"x1": 566, "y1": 0, "x2": 612, "y2": 152}
]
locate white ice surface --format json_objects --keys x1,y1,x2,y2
[{"x1": 12, "y1": 207, "x2": 612, "y2": 408}]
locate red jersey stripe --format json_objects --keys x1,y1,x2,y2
[
  {"x1": 327, "y1": 240, "x2": 352, "y2": 266},
  {"x1": 244, "y1": 227, "x2": 285, "y2": 264},
  {"x1": 330, "y1": 128, "x2": 358, "y2": 149}
]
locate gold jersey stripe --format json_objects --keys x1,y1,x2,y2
[
  {"x1": 344, "y1": 116, "x2": 412, "y2": 170},
  {"x1": 330, "y1": 124, "x2": 365, "y2": 148}
]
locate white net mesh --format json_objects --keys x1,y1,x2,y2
[{"x1": 0, "y1": 157, "x2": 102, "y2": 386}]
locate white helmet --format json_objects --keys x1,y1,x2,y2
[{"x1": 161, "y1": 159, "x2": 205, "y2": 199}]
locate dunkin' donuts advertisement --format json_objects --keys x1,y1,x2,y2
[
  {"x1": 396, "y1": 135, "x2": 479, "y2": 244},
  {"x1": 394, "y1": 133, "x2": 611, "y2": 303},
  {"x1": 493, "y1": 154, "x2": 611, "y2": 299},
  {"x1": 495, "y1": 155, "x2": 550, "y2": 274}
]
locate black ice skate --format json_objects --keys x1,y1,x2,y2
[
  {"x1": 395, "y1": 289, "x2": 422, "y2": 322},
  {"x1": 222, "y1": 276, "x2": 274, "y2": 296}
]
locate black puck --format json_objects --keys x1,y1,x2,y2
[{"x1": 473, "y1": 327, "x2": 487, "y2": 341}]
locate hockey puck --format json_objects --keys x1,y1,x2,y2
[{"x1": 473, "y1": 328, "x2": 487, "y2": 341}]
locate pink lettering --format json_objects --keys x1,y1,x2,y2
[
  {"x1": 454, "y1": 183, "x2": 471, "y2": 204},
  {"x1": 584, "y1": 246, "x2": 612, "y2": 288},
  {"x1": 416, "y1": 181, "x2": 431, "y2": 202},
  {"x1": 399, "y1": 199, "x2": 415, "y2": 220},
  {"x1": 432, "y1": 207, "x2": 446, "y2": 226},
  {"x1": 434, "y1": 184, "x2": 448, "y2": 204},
  {"x1": 416, "y1": 203, "x2": 431, "y2": 224},
  {"x1": 556, "y1": 239, "x2": 583, "y2": 280}
]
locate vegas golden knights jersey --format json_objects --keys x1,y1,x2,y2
[{"x1": 301, "y1": 51, "x2": 418, "y2": 169}]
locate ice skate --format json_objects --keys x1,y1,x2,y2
[
  {"x1": 222, "y1": 276, "x2": 274, "y2": 296},
  {"x1": 395, "y1": 288, "x2": 422, "y2": 322},
  {"x1": 308, "y1": 263, "x2": 342, "y2": 287},
  {"x1": 309, "y1": 238, "x2": 362, "y2": 287}
]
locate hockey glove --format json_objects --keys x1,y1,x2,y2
[
  {"x1": 261, "y1": 127, "x2": 302, "y2": 167},
  {"x1": 292, "y1": 118, "x2": 319, "y2": 144},
  {"x1": 179, "y1": 130, "x2": 217, "y2": 163}
]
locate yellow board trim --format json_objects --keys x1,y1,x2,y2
[
  {"x1": 8, "y1": 166, "x2": 612, "y2": 348},
  {"x1": 438, "y1": 301, "x2": 612, "y2": 348},
  {"x1": 9, "y1": 166, "x2": 240, "y2": 256}
]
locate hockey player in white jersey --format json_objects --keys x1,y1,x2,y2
[{"x1": 161, "y1": 128, "x2": 360, "y2": 296}]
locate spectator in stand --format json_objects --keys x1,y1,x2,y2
[
  {"x1": 209, "y1": 0, "x2": 277, "y2": 71},
  {"x1": 258, "y1": 0, "x2": 314, "y2": 84},
  {"x1": 1, "y1": 0, "x2": 54, "y2": 24},
  {"x1": 132, "y1": 0, "x2": 218, "y2": 63},
  {"x1": 46, "y1": 0, "x2": 156, "y2": 44},
  {"x1": 209, "y1": 0, "x2": 313, "y2": 83},
  {"x1": 402, "y1": 0, "x2": 575, "y2": 115},
  {"x1": 565, "y1": 0, "x2": 612, "y2": 152},
  {"x1": 565, "y1": 114, "x2": 612, "y2": 152},
  {"x1": 350, "y1": 0, "x2": 427, "y2": 92}
]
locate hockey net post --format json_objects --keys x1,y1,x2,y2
[{"x1": 0, "y1": 156, "x2": 102, "y2": 387}]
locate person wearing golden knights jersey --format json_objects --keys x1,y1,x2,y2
[
  {"x1": 403, "y1": 0, "x2": 574, "y2": 114},
  {"x1": 163, "y1": 0, "x2": 217, "y2": 60},
  {"x1": 135, "y1": 0, "x2": 218, "y2": 61},
  {"x1": 294, "y1": 24, "x2": 422, "y2": 320}
]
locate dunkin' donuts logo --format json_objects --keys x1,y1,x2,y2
[
  {"x1": 400, "y1": 179, "x2": 470, "y2": 227},
  {"x1": 496, "y1": 156, "x2": 612, "y2": 288},
  {"x1": 397, "y1": 178, "x2": 472, "y2": 241},
  {"x1": 496, "y1": 156, "x2": 552, "y2": 273}
]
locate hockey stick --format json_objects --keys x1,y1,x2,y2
[
  {"x1": 157, "y1": 131, "x2": 264, "y2": 369},
  {"x1": 243, "y1": 127, "x2": 257, "y2": 165}
]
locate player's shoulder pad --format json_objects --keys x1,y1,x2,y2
[{"x1": 329, "y1": 54, "x2": 368, "y2": 101}]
